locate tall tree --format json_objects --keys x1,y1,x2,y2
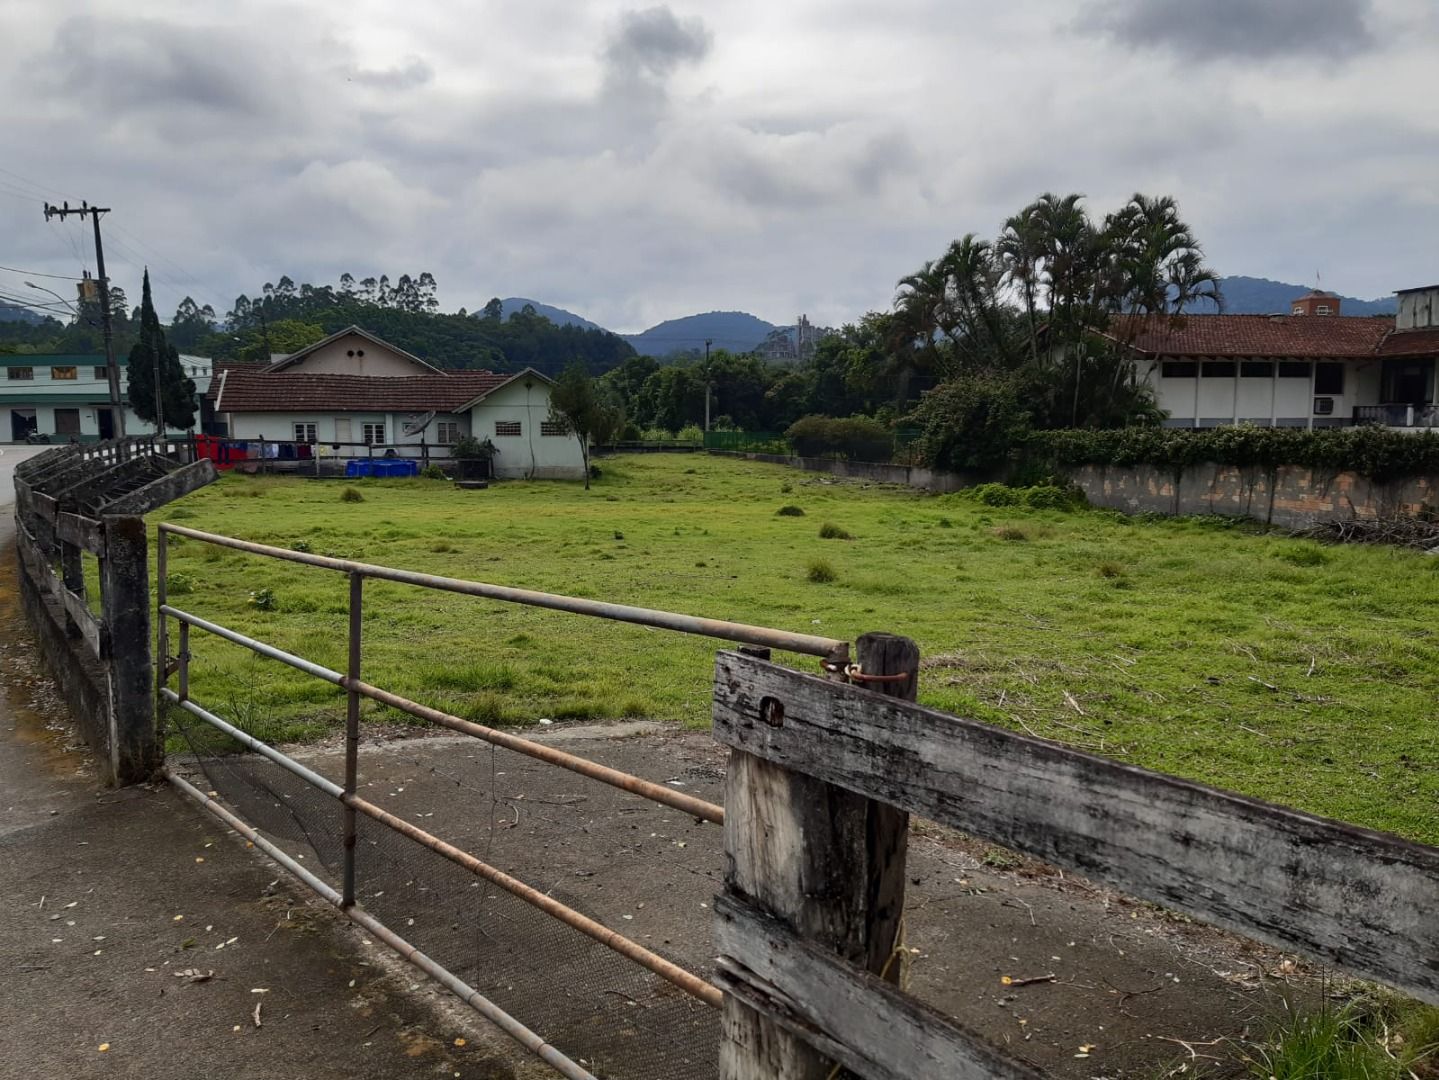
[
  {"x1": 126, "y1": 270, "x2": 197, "y2": 431},
  {"x1": 547, "y1": 361, "x2": 624, "y2": 489}
]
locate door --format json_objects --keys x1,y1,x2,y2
[
  {"x1": 54, "y1": 408, "x2": 81, "y2": 438},
  {"x1": 334, "y1": 418, "x2": 352, "y2": 448},
  {"x1": 1382, "y1": 358, "x2": 1434, "y2": 405},
  {"x1": 96, "y1": 408, "x2": 115, "y2": 439},
  {"x1": 10, "y1": 409, "x2": 35, "y2": 442}
]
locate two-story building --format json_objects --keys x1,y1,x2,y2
[
  {"x1": 1116, "y1": 285, "x2": 1439, "y2": 429},
  {"x1": 0, "y1": 353, "x2": 213, "y2": 442}
]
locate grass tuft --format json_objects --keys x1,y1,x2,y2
[
  {"x1": 993, "y1": 525, "x2": 1028, "y2": 542},
  {"x1": 806, "y1": 558, "x2": 837, "y2": 584},
  {"x1": 340, "y1": 487, "x2": 365, "y2": 503},
  {"x1": 1095, "y1": 560, "x2": 1126, "y2": 579},
  {"x1": 776, "y1": 505, "x2": 806, "y2": 517},
  {"x1": 818, "y1": 522, "x2": 853, "y2": 540}
]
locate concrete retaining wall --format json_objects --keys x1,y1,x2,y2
[{"x1": 713, "y1": 450, "x2": 1438, "y2": 527}]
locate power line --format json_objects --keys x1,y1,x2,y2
[{"x1": 0, "y1": 264, "x2": 83, "y2": 281}]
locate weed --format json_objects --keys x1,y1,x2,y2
[
  {"x1": 819, "y1": 522, "x2": 853, "y2": 540},
  {"x1": 165, "y1": 572, "x2": 196, "y2": 596},
  {"x1": 780, "y1": 481, "x2": 793, "y2": 494},
  {"x1": 291, "y1": 540, "x2": 312, "y2": 553},
  {"x1": 429, "y1": 540, "x2": 458, "y2": 553},
  {"x1": 993, "y1": 525, "x2": 1029, "y2": 542},
  {"x1": 1096, "y1": 560, "x2": 1126, "y2": 579},
  {"x1": 340, "y1": 487, "x2": 365, "y2": 503},
  {"x1": 981, "y1": 848, "x2": 1021, "y2": 870},
  {"x1": 1248, "y1": 994, "x2": 1439, "y2": 1079},
  {"x1": 684, "y1": 468, "x2": 697, "y2": 475},
  {"x1": 806, "y1": 558, "x2": 837, "y2": 583},
  {"x1": 248, "y1": 588, "x2": 277, "y2": 611},
  {"x1": 776, "y1": 505, "x2": 806, "y2": 517},
  {"x1": 1277, "y1": 543, "x2": 1332, "y2": 567},
  {"x1": 937, "y1": 517, "x2": 953, "y2": 528},
  {"x1": 419, "y1": 464, "x2": 448, "y2": 480},
  {"x1": 613, "y1": 531, "x2": 624, "y2": 540}
]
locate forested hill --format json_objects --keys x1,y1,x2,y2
[
  {"x1": 1218, "y1": 276, "x2": 1397, "y2": 315},
  {"x1": 187, "y1": 276, "x2": 636, "y2": 375}
]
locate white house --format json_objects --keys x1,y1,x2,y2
[
  {"x1": 1114, "y1": 286, "x2": 1439, "y2": 429},
  {"x1": 210, "y1": 326, "x2": 586, "y2": 479},
  {"x1": 0, "y1": 353, "x2": 213, "y2": 442}
]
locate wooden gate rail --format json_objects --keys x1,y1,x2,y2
[{"x1": 712, "y1": 648, "x2": 1439, "y2": 1079}]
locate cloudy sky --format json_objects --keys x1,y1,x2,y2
[{"x1": 2, "y1": 0, "x2": 1436, "y2": 332}]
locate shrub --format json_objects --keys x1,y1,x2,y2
[
  {"x1": 776, "y1": 505, "x2": 806, "y2": 517},
  {"x1": 340, "y1": 487, "x2": 365, "y2": 503},
  {"x1": 677, "y1": 423, "x2": 704, "y2": 443},
  {"x1": 818, "y1": 522, "x2": 853, "y2": 540},
  {"x1": 450, "y1": 435, "x2": 496, "y2": 461},
  {"x1": 806, "y1": 558, "x2": 838, "y2": 583},
  {"x1": 165, "y1": 572, "x2": 196, "y2": 596},
  {"x1": 419, "y1": 464, "x2": 448, "y2": 480},
  {"x1": 784, "y1": 415, "x2": 894, "y2": 461},
  {"x1": 959, "y1": 482, "x2": 1086, "y2": 510},
  {"x1": 907, "y1": 370, "x2": 1034, "y2": 472}
]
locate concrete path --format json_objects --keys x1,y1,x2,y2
[{"x1": 0, "y1": 474, "x2": 518, "y2": 1078}]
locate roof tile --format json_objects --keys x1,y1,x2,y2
[
  {"x1": 216, "y1": 371, "x2": 506, "y2": 412},
  {"x1": 1111, "y1": 314, "x2": 1395, "y2": 359}
]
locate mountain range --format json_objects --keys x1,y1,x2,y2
[{"x1": 498, "y1": 276, "x2": 1401, "y2": 360}]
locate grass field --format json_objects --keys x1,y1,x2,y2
[{"x1": 153, "y1": 453, "x2": 1439, "y2": 845}]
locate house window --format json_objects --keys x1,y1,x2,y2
[
  {"x1": 1316, "y1": 304, "x2": 1331, "y2": 316},
  {"x1": 361, "y1": 422, "x2": 386, "y2": 445},
  {"x1": 7, "y1": 367, "x2": 33, "y2": 381},
  {"x1": 540, "y1": 420, "x2": 568, "y2": 436},
  {"x1": 54, "y1": 408, "x2": 81, "y2": 435},
  {"x1": 1161, "y1": 361, "x2": 1198, "y2": 379},
  {"x1": 1278, "y1": 361, "x2": 1311, "y2": 378},
  {"x1": 1201, "y1": 361, "x2": 1237, "y2": 378},
  {"x1": 495, "y1": 420, "x2": 522, "y2": 437},
  {"x1": 1240, "y1": 361, "x2": 1274, "y2": 378},
  {"x1": 293, "y1": 422, "x2": 318, "y2": 443},
  {"x1": 435, "y1": 421, "x2": 460, "y2": 444},
  {"x1": 1291, "y1": 306, "x2": 1304, "y2": 316},
  {"x1": 1314, "y1": 362, "x2": 1344, "y2": 395},
  {"x1": 93, "y1": 367, "x2": 108, "y2": 381},
  {"x1": 50, "y1": 366, "x2": 77, "y2": 380}
]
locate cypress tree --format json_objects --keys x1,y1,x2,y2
[{"x1": 126, "y1": 269, "x2": 197, "y2": 431}]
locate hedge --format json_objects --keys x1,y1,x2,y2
[
  {"x1": 784, "y1": 415, "x2": 894, "y2": 462},
  {"x1": 1023, "y1": 426, "x2": 1439, "y2": 483}
]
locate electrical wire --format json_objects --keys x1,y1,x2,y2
[{"x1": 0, "y1": 265, "x2": 82, "y2": 281}]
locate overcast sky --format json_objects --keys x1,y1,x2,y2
[{"x1": 2, "y1": 0, "x2": 1436, "y2": 332}]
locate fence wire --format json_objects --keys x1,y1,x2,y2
[{"x1": 169, "y1": 707, "x2": 720, "y2": 1080}]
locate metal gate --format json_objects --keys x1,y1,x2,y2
[{"x1": 155, "y1": 522, "x2": 851, "y2": 1079}]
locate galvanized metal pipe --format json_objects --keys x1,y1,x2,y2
[
  {"x1": 160, "y1": 605, "x2": 345, "y2": 686},
  {"x1": 344, "y1": 791, "x2": 725, "y2": 1010},
  {"x1": 162, "y1": 768, "x2": 596, "y2": 1080},
  {"x1": 351, "y1": 679, "x2": 725, "y2": 825},
  {"x1": 342, "y1": 572, "x2": 362, "y2": 909},
  {"x1": 161, "y1": 689, "x2": 344, "y2": 798},
  {"x1": 160, "y1": 606, "x2": 725, "y2": 824},
  {"x1": 158, "y1": 523, "x2": 848, "y2": 660}
]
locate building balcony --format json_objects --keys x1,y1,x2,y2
[{"x1": 1352, "y1": 404, "x2": 1439, "y2": 429}]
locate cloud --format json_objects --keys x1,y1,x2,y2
[
  {"x1": 1084, "y1": 0, "x2": 1376, "y2": 62},
  {"x1": 600, "y1": 5, "x2": 712, "y2": 111},
  {"x1": 345, "y1": 57, "x2": 434, "y2": 91}
]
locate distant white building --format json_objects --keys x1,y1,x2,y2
[
  {"x1": 210, "y1": 326, "x2": 586, "y2": 479},
  {"x1": 0, "y1": 353, "x2": 212, "y2": 442},
  {"x1": 1115, "y1": 286, "x2": 1439, "y2": 429}
]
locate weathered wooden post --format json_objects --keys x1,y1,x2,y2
[
  {"x1": 718, "y1": 632, "x2": 919, "y2": 1079},
  {"x1": 101, "y1": 514, "x2": 158, "y2": 784}
]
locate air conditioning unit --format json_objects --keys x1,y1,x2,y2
[{"x1": 1313, "y1": 397, "x2": 1334, "y2": 415}]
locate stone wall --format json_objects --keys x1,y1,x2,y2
[{"x1": 713, "y1": 450, "x2": 1438, "y2": 527}]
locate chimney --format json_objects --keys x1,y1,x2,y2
[{"x1": 1290, "y1": 289, "x2": 1340, "y2": 317}]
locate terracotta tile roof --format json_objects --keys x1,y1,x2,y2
[
  {"x1": 1377, "y1": 327, "x2": 1439, "y2": 357},
  {"x1": 204, "y1": 361, "x2": 267, "y2": 402},
  {"x1": 215, "y1": 370, "x2": 507, "y2": 413},
  {"x1": 1109, "y1": 314, "x2": 1395, "y2": 359}
]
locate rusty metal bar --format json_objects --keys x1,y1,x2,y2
[
  {"x1": 342, "y1": 572, "x2": 362, "y2": 909},
  {"x1": 351, "y1": 679, "x2": 725, "y2": 825},
  {"x1": 177, "y1": 621, "x2": 190, "y2": 702},
  {"x1": 159, "y1": 605, "x2": 725, "y2": 824},
  {"x1": 344, "y1": 791, "x2": 724, "y2": 1009},
  {"x1": 158, "y1": 523, "x2": 848, "y2": 660},
  {"x1": 162, "y1": 768, "x2": 596, "y2": 1080},
  {"x1": 156, "y1": 521, "x2": 169, "y2": 705},
  {"x1": 162, "y1": 689, "x2": 343, "y2": 798}
]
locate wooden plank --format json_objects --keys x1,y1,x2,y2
[
  {"x1": 714, "y1": 894, "x2": 1042, "y2": 1080},
  {"x1": 101, "y1": 459, "x2": 217, "y2": 516},
  {"x1": 33, "y1": 490, "x2": 57, "y2": 523},
  {"x1": 57, "y1": 512, "x2": 105, "y2": 555},
  {"x1": 57, "y1": 585, "x2": 103, "y2": 658},
  {"x1": 713, "y1": 651, "x2": 1439, "y2": 1006}
]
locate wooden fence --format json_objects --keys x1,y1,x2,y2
[
  {"x1": 711, "y1": 638, "x2": 1439, "y2": 1079},
  {"x1": 12, "y1": 438, "x2": 216, "y2": 783}
]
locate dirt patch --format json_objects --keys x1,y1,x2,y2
[{"x1": 200, "y1": 723, "x2": 1320, "y2": 1079}]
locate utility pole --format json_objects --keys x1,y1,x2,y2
[
  {"x1": 43, "y1": 201, "x2": 126, "y2": 437},
  {"x1": 704, "y1": 338, "x2": 713, "y2": 433}
]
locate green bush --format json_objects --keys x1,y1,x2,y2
[
  {"x1": 340, "y1": 486, "x2": 365, "y2": 503},
  {"x1": 676, "y1": 423, "x2": 704, "y2": 443},
  {"x1": 784, "y1": 415, "x2": 894, "y2": 461},
  {"x1": 419, "y1": 463, "x2": 448, "y2": 480},
  {"x1": 818, "y1": 522, "x2": 853, "y2": 540},
  {"x1": 1024, "y1": 426, "x2": 1439, "y2": 483},
  {"x1": 165, "y1": 572, "x2": 196, "y2": 595},
  {"x1": 958, "y1": 482, "x2": 1086, "y2": 511},
  {"x1": 907, "y1": 371, "x2": 1034, "y2": 472},
  {"x1": 776, "y1": 505, "x2": 806, "y2": 517}
]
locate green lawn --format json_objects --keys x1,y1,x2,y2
[{"x1": 153, "y1": 454, "x2": 1439, "y2": 845}]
